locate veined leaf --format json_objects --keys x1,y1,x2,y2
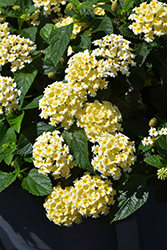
[
  {"x1": 19, "y1": 27, "x2": 38, "y2": 42},
  {"x1": 137, "y1": 141, "x2": 152, "y2": 154},
  {"x1": 134, "y1": 42, "x2": 152, "y2": 67},
  {"x1": 0, "y1": 0, "x2": 16, "y2": 6},
  {"x1": 49, "y1": 23, "x2": 73, "y2": 66},
  {"x1": 111, "y1": 174, "x2": 149, "y2": 223},
  {"x1": 15, "y1": 0, "x2": 32, "y2": 8},
  {"x1": 123, "y1": 0, "x2": 134, "y2": 11},
  {"x1": 0, "y1": 171, "x2": 17, "y2": 193},
  {"x1": 144, "y1": 154, "x2": 165, "y2": 168},
  {"x1": 6, "y1": 111, "x2": 25, "y2": 133},
  {"x1": 80, "y1": 31, "x2": 91, "y2": 50},
  {"x1": 157, "y1": 134, "x2": 167, "y2": 151},
  {"x1": 67, "y1": 0, "x2": 80, "y2": 7},
  {"x1": 3, "y1": 147, "x2": 16, "y2": 165},
  {"x1": 14, "y1": 65, "x2": 38, "y2": 108},
  {"x1": 21, "y1": 168, "x2": 52, "y2": 196},
  {"x1": 15, "y1": 122, "x2": 56, "y2": 156},
  {"x1": 77, "y1": 1, "x2": 94, "y2": 11},
  {"x1": 91, "y1": 16, "x2": 113, "y2": 34},
  {"x1": 23, "y1": 95, "x2": 43, "y2": 110},
  {"x1": 40, "y1": 23, "x2": 57, "y2": 44},
  {"x1": 62, "y1": 129, "x2": 95, "y2": 174}
]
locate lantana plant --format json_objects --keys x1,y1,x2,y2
[{"x1": 0, "y1": 0, "x2": 167, "y2": 226}]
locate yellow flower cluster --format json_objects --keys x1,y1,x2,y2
[
  {"x1": 157, "y1": 167, "x2": 167, "y2": 181},
  {"x1": 44, "y1": 185, "x2": 82, "y2": 226},
  {"x1": 93, "y1": 2, "x2": 106, "y2": 16},
  {"x1": 33, "y1": 130, "x2": 75, "y2": 179},
  {"x1": 43, "y1": 173, "x2": 115, "y2": 226},
  {"x1": 0, "y1": 22, "x2": 36, "y2": 72},
  {"x1": 0, "y1": 75, "x2": 21, "y2": 115},
  {"x1": 73, "y1": 173, "x2": 115, "y2": 218},
  {"x1": 128, "y1": 0, "x2": 167, "y2": 42},
  {"x1": 32, "y1": 0, "x2": 66, "y2": 16},
  {"x1": 76, "y1": 100, "x2": 122, "y2": 142},
  {"x1": 91, "y1": 133, "x2": 136, "y2": 179},
  {"x1": 39, "y1": 81, "x2": 86, "y2": 129},
  {"x1": 54, "y1": 16, "x2": 86, "y2": 40},
  {"x1": 92, "y1": 34, "x2": 136, "y2": 77},
  {"x1": 65, "y1": 50, "x2": 108, "y2": 97}
]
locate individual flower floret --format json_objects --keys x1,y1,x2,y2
[
  {"x1": 91, "y1": 133, "x2": 136, "y2": 179},
  {"x1": 142, "y1": 136, "x2": 154, "y2": 146},
  {"x1": 32, "y1": 0, "x2": 66, "y2": 16},
  {"x1": 39, "y1": 81, "x2": 86, "y2": 129},
  {"x1": 159, "y1": 127, "x2": 167, "y2": 135},
  {"x1": 33, "y1": 130, "x2": 75, "y2": 179},
  {"x1": 73, "y1": 173, "x2": 116, "y2": 218},
  {"x1": 157, "y1": 167, "x2": 167, "y2": 181},
  {"x1": 54, "y1": 16, "x2": 86, "y2": 40},
  {"x1": 149, "y1": 127, "x2": 158, "y2": 137},
  {"x1": 128, "y1": 0, "x2": 167, "y2": 42},
  {"x1": 43, "y1": 185, "x2": 82, "y2": 226},
  {"x1": 65, "y1": 50, "x2": 108, "y2": 97},
  {"x1": 0, "y1": 75, "x2": 21, "y2": 115},
  {"x1": 93, "y1": 2, "x2": 106, "y2": 16},
  {"x1": 92, "y1": 34, "x2": 136, "y2": 77},
  {"x1": 76, "y1": 100, "x2": 122, "y2": 142}
]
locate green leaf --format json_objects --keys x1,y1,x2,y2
[
  {"x1": 144, "y1": 155, "x2": 165, "y2": 168},
  {"x1": 19, "y1": 27, "x2": 37, "y2": 42},
  {"x1": 91, "y1": 16, "x2": 113, "y2": 34},
  {"x1": 137, "y1": 141, "x2": 152, "y2": 154},
  {"x1": 0, "y1": 127, "x2": 17, "y2": 164},
  {"x1": 3, "y1": 127, "x2": 17, "y2": 147},
  {"x1": 0, "y1": 0, "x2": 16, "y2": 6},
  {"x1": 49, "y1": 23, "x2": 73, "y2": 66},
  {"x1": 77, "y1": 1, "x2": 94, "y2": 11},
  {"x1": 157, "y1": 134, "x2": 167, "y2": 151},
  {"x1": 3, "y1": 147, "x2": 16, "y2": 165},
  {"x1": 40, "y1": 23, "x2": 57, "y2": 44},
  {"x1": 123, "y1": 0, "x2": 134, "y2": 11},
  {"x1": 80, "y1": 31, "x2": 91, "y2": 50},
  {"x1": 24, "y1": 156, "x2": 33, "y2": 163},
  {"x1": 23, "y1": 95, "x2": 43, "y2": 110},
  {"x1": 0, "y1": 171, "x2": 17, "y2": 193},
  {"x1": 14, "y1": 156, "x2": 21, "y2": 172},
  {"x1": 111, "y1": 175, "x2": 149, "y2": 223},
  {"x1": 15, "y1": 0, "x2": 32, "y2": 8},
  {"x1": 6, "y1": 111, "x2": 25, "y2": 133},
  {"x1": 43, "y1": 59, "x2": 65, "y2": 75},
  {"x1": 119, "y1": 24, "x2": 138, "y2": 39},
  {"x1": 36, "y1": 121, "x2": 56, "y2": 135},
  {"x1": 134, "y1": 42, "x2": 152, "y2": 67},
  {"x1": 15, "y1": 122, "x2": 55, "y2": 156},
  {"x1": 0, "y1": 121, "x2": 9, "y2": 144},
  {"x1": 95, "y1": 4, "x2": 115, "y2": 14},
  {"x1": 62, "y1": 129, "x2": 95, "y2": 173},
  {"x1": 14, "y1": 65, "x2": 38, "y2": 108},
  {"x1": 21, "y1": 168, "x2": 52, "y2": 196},
  {"x1": 67, "y1": 0, "x2": 80, "y2": 7}
]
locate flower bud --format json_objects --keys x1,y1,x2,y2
[
  {"x1": 48, "y1": 72, "x2": 56, "y2": 79},
  {"x1": 149, "y1": 118, "x2": 157, "y2": 128},
  {"x1": 111, "y1": 0, "x2": 118, "y2": 11}
]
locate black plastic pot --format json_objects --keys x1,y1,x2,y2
[{"x1": 0, "y1": 187, "x2": 167, "y2": 250}]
